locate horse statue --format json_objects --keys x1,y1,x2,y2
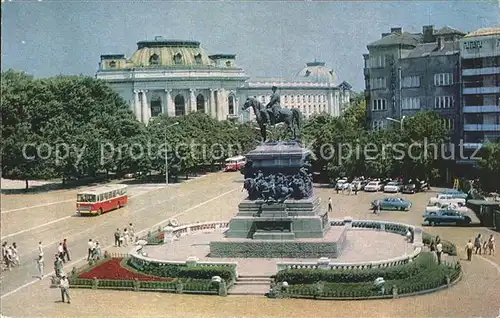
[{"x1": 242, "y1": 97, "x2": 301, "y2": 141}]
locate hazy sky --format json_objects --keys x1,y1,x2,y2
[{"x1": 2, "y1": 0, "x2": 499, "y2": 90}]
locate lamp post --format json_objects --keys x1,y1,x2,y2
[
  {"x1": 164, "y1": 122, "x2": 179, "y2": 185},
  {"x1": 386, "y1": 116, "x2": 406, "y2": 130}
]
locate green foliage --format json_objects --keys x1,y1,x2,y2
[
  {"x1": 129, "y1": 260, "x2": 236, "y2": 281},
  {"x1": 422, "y1": 232, "x2": 457, "y2": 256},
  {"x1": 478, "y1": 142, "x2": 500, "y2": 192}
]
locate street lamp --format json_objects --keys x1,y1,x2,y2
[
  {"x1": 164, "y1": 122, "x2": 179, "y2": 185},
  {"x1": 386, "y1": 116, "x2": 406, "y2": 130}
]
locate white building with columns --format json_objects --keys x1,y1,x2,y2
[{"x1": 96, "y1": 37, "x2": 351, "y2": 123}]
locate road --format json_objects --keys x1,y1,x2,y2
[
  {"x1": 0, "y1": 173, "x2": 244, "y2": 297},
  {"x1": 1, "y1": 175, "x2": 499, "y2": 317}
]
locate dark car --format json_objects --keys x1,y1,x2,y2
[
  {"x1": 423, "y1": 209, "x2": 471, "y2": 226},
  {"x1": 402, "y1": 184, "x2": 417, "y2": 194}
]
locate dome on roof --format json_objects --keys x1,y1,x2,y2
[
  {"x1": 130, "y1": 36, "x2": 213, "y2": 67},
  {"x1": 294, "y1": 61, "x2": 338, "y2": 84}
]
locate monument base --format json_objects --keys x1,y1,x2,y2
[{"x1": 210, "y1": 226, "x2": 346, "y2": 258}]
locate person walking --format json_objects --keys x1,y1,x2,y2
[
  {"x1": 488, "y1": 234, "x2": 495, "y2": 256},
  {"x1": 436, "y1": 241, "x2": 443, "y2": 265},
  {"x1": 87, "y1": 239, "x2": 94, "y2": 261},
  {"x1": 128, "y1": 223, "x2": 135, "y2": 243},
  {"x1": 465, "y1": 239, "x2": 474, "y2": 261},
  {"x1": 94, "y1": 242, "x2": 101, "y2": 260},
  {"x1": 62, "y1": 239, "x2": 70, "y2": 262},
  {"x1": 11, "y1": 243, "x2": 20, "y2": 267},
  {"x1": 5, "y1": 246, "x2": 13, "y2": 271},
  {"x1": 57, "y1": 243, "x2": 65, "y2": 263},
  {"x1": 59, "y1": 274, "x2": 71, "y2": 304},
  {"x1": 372, "y1": 200, "x2": 379, "y2": 214},
  {"x1": 38, "y1": 241, "x2": 43, "y2": 256},
  {"x1": 327, "y1": 197, "x2": 333, "y2": 213},
  {"x1": 54, "y1": 254, "x2": 63, "y2": 278},
  {"x1": 474, "y1": 234, "x2": 482, "y2": 255},
  {"x1": 36, "y1": 254, "x2": 44, "y2": 279},
  {"x1": 114, "y1": 229, "x2": 121, "y2": 247}
]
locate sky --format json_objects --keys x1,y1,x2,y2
[{"x1": 2, "y1": 0, "x2": 500, "y2": 91}]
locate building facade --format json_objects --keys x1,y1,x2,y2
[
  {"x1": 364, "y1": 25, "x2": 465, "y2": 136},
  {"x1": 459, "y1": 27, "x2": 500, "y2": 167},
  {"x1": 96, "y1": 37, "x2": 351, "y2": 124}
]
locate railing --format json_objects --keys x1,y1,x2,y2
[
  {"x1": 139, "y1": 221, "x2": 230, "y2": 245},
  {"x1": 276, "y1": 219, "x2": 423, "y2": 271}
]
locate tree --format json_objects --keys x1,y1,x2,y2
[{"x1": 478, "y1": 142, "x2": 500, "y2": 192}]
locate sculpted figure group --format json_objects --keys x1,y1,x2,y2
[{"x1": 243, "y1": 167, "x2": 313, "y2": 203}]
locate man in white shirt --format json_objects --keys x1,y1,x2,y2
[
  {"x1": 37, "y1": 254, "x2": 44, "y2": 279},
  {"x1": 38, "y1": 241, "x2": 43, "y2": 256},
  {"x1": 59, "y1": 274, "x2": 71, "y2": 304},
  {"x1": 436, "y1": 242, "x2": 443, "y2": 265},
  {"x1": 57, "y1": 243, "x2": 65, "y2": 263},
  {"x1": 87, "y1": 239, "x2": 94, "y2": 261}
]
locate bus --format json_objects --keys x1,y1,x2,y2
[
  {"x1": 224, "y1": 155, "x2": 246, "y2": 172},
  {"x1": 76, "y1": 184, "x2": 128, "y2": 216}
]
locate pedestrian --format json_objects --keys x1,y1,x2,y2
[
  {"x1": 87, "y1": 239, "x2": 94, "y2": 261},
  {"x1": 5, "y1": 246, "x2": 13, "y2": 271},
  {"x1": 128, "y1": 223, "x2": 135, "y2": 243},
  {"x1": 347, "y1": 183, "x2": 352, "y2": 195},
  {"x1": 465, "y1": 239, "x2": 474, "y2": 261},
  {"x1": 59, "y1": 274, "x2": 71, "y2": 304},
  {"x1": 354, "y1": 183, "x2": 359, "y2": 195},
  {"x1": 54, "y1": 254, "x2": 63, "y2": 278},
  {"x1": 474, "y1": 234, "x2": 482, "y2": 255},
  {"x1": 327, "y1": 197, "x2": 332, "y2": 213},
  {"x1": 38, "y1": 241, "x2": 43, "y2": 256},
  {"x1": 123, "y1": 228, "x2": 129, "y2": 247},
  {"x1": 114, "y1": 229, "x2": 121, "y2": 247},
  {"x1": 488, "y1": 234, "x2": 495, "y2": 256},
  {"x1": 62, "y1": 239, "x2": 70, "y2": 262},
  {"x1": 11, "y1": 243, "x2": 20, "y2": 267},
  {"x1": 1, "y1": 242, "x2": 9, "y2": 271},
  {"x1": 376, "y1": 199, "x2": 381, "y2": 214},
  {"x1": 372, "y1": 200, "x2": 379, "y2": 214},
  {"x1": 94, "y1": 242, "x2": 101, "y2": 260},
  {"x1": 436, "y1": 241, "x2": 443, "y2": 265},
  {"x1": 36, "y1": 254, "x2": 44, "y2": 279},
  {"x1": 57, "y1": 243, "x2": 65, "y2": 263}
]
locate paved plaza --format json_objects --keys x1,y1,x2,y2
[{"x1": 1, "y1": 172, "x2": 500, "y2": 317}]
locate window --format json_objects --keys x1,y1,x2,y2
[
  {"x1": 194, "y1": 54, "x2": 202, "y2": 65},
  {"x1": 370, "y1": 77, "x2": 386, "y2": 89},
  {"x1": 284, "y1": 95, "x2": 288, "y2": 103},
  {"x1": 305, "y1": 70, "x2": 311, "y2": 77},
  {"x1": 372, "y1": 99, "x2": 387, "y2": 111},
  {"x1": 441, "y1": 118, "x2": 454, "y2": 130},
  {"x1": 174, "y1": 53, "x2": 182, "y2": 65},
  {"x1": 149, "y1": 54, "x2": 160, "y2": 65},
  {"x1": 225, "y1": 61, "x2": 232, "y2": 67},
  {"x1": 434, "y1": 73, "x2": 453, "y2": 86},
  {"x1": 402, "y1": 76, "x2": 420, "y2": 88},
  {"x1": 228, "y1": 96, "x2": 235, "y2": 114},
  {"x1": 109, "y1": 61, "x2": 116, "y2": 68},
  {"x1": 372, "y1": 120, "x2": 386, "y2": 130},
  {"x1": 434, "y1": 96, "x2": 454, "y2": 109},
  {"x1": 369, "y1": 55, "x2": 386, "y2": 68},
  {"x1": 401, "y1": 97, "x2": 421, "y2": 110}
]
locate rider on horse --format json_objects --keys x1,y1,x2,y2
[{"x1": 265, "y1": 86, "x2": 280, "y2": 126}]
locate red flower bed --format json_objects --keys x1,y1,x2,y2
[
  {"x1": 155, "y1": 232, "x2": 164, "y2": 240},
  {"x1": 78, "y1": 258, "x2": 173, "y2": 281}
]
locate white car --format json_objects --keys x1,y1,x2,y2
[
  {"x1": 428, "y1": 194, "x2": 466, "y2": 206},
  {"x1": 364, "y1": 181, "x2": 383, "y2": 192},
  {"x1": 335, "y1": 179, "x2": 350, "y2": 191},
  {"x1": 383, "y1": 181, "x2": 401, "y2": 193},
  {"x1": 425, "y1": 202, "x2": 469, "y2": 214}
]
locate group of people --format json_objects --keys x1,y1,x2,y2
[
  {"x1": 1, "y1": 242, "x2": 20, "y2": 271},
  {"x1": 86, "y1": 239, "x2": 102, "y2": 262},
  {"x1": 114, "y1": 223, "x2": 136, "y2": 247},
  {"x1": 429, "y1": 236, "x2": 444, "y2": 264},
  {"x1": 469, "y1": 234, "x2": 496, "y2": 258}
]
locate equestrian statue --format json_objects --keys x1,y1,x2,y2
[{"x1": 242, "y1": 86, "x2": 301, "y2": 141}]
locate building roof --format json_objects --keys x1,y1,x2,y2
[
  {"x1": 405, "y1": 41, "x2": 460, "y2": 58},
  {"x1": 465, "y1": 27, "x2": 500, "y2": 38},
  {"x1": 367, "y1": 32, "x2": 422, "y2": 48},
  {"x1": 294, "y1": 61, "x2": 339, "y2": 84},
  {"x1": 434, "y1": 26, "x2": 465, "y2": 36}
]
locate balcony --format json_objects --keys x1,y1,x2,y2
[
  {"x1": 463, "y1": 87, "x2": 500, "y2": 95},
  {"x1": 462, "y1": 67, "x2": 500, "y2": 77},
  {"x1": 462, "y1": 105, "x2": 500, "y2": 113},
  {"x1": 463, "y1": 124, "x2": 500, "y2": 131}
]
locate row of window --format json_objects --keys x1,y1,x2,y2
[
  {"x1": 109, "y1": 54, "x2": 233, "y2": 67},
  {"x1": 369, "y1": 73, "x2": 454, "y2": 90},
  {"x1": 371, "y1": 96, "x2": 455, "y2": 111},
  {"x1": 371, "y1": 118, "x2": 454, "y2": 130},
  {"x1": 257, "y1": 95, "x2": 329, "y2": 104}
]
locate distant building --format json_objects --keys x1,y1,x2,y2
[
  {"x1": 96, "y1": 37, "x2": 351, "y2": 124},
  {"x1": 459, "y1": 27, "x2": 500, "y2": 167},
  {"x1": 364, "y1": 25, "x2": 465, "y2": 136}
]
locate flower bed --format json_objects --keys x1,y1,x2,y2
[
  {"x1": 273, "y1": 252, "x2": 461, "y2": 299},
  {"x1": 78, "y1": 258, "x2": 173, "y2": 281}
]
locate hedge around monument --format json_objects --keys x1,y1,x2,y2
[
  {"x1": 422, "y1": 232, "x2": 457, "y2": 256},
  {"x1": 275, "y1": 252, "x2": 461, "y2": 298},
  {"x1": 127, "y1": 259, "x2": 236, "y2": 282}
]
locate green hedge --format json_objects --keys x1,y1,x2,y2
[
  {"x1": 182, "y1": 279, "x2": 219, "y2": 292},
  {"x1": 276, "y1": 252, "x2": 436, "y2": 284},
  {"x1": 128, "y1": 260, "x2": 236, "y2": 281},
  {"x1": 422, "y1": 232, "x2": 457, "y2": 256}
]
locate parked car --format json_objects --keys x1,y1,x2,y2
[
  {"x1": 364, "y1": 181, "x2": 384, "y2": 192},
  {"x1": 351, "y1": 180, "x2": 367, "y2": 191},
  {"x1": 372, "y1": 197, "x2": 412, "y2": 211},
  {"x1": 335, "y1": 178, "x2": 350, "y2": 191},
  {"x1": 440, "y1": 189, "x2": 468, "y2": 199},
  {"x1": 428, "y1": 193, "x2": 467, "y2": 206},
  {"x1": 425, "y1": 202, "x2": 469, "y2": 214},
  {"x1": 402, "y1": 183, "x2": 417, "y2": 194},
  {"x1": 423, "y1": 209, "x2": 471, "y2": 226},
  {"x1": 383, "y1": 181, "x2": 402, "y2": 193}
]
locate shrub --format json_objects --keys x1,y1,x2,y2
[
  {"x1": 422, "y1": 232, "x2": 457, "y2": 256},
  {"x1": 129, "y1": 260, "x2": 236, "y2": 281}
]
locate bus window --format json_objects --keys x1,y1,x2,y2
[{"x1": 77, "y1": 194, "x2": 96, "y2": 202}]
